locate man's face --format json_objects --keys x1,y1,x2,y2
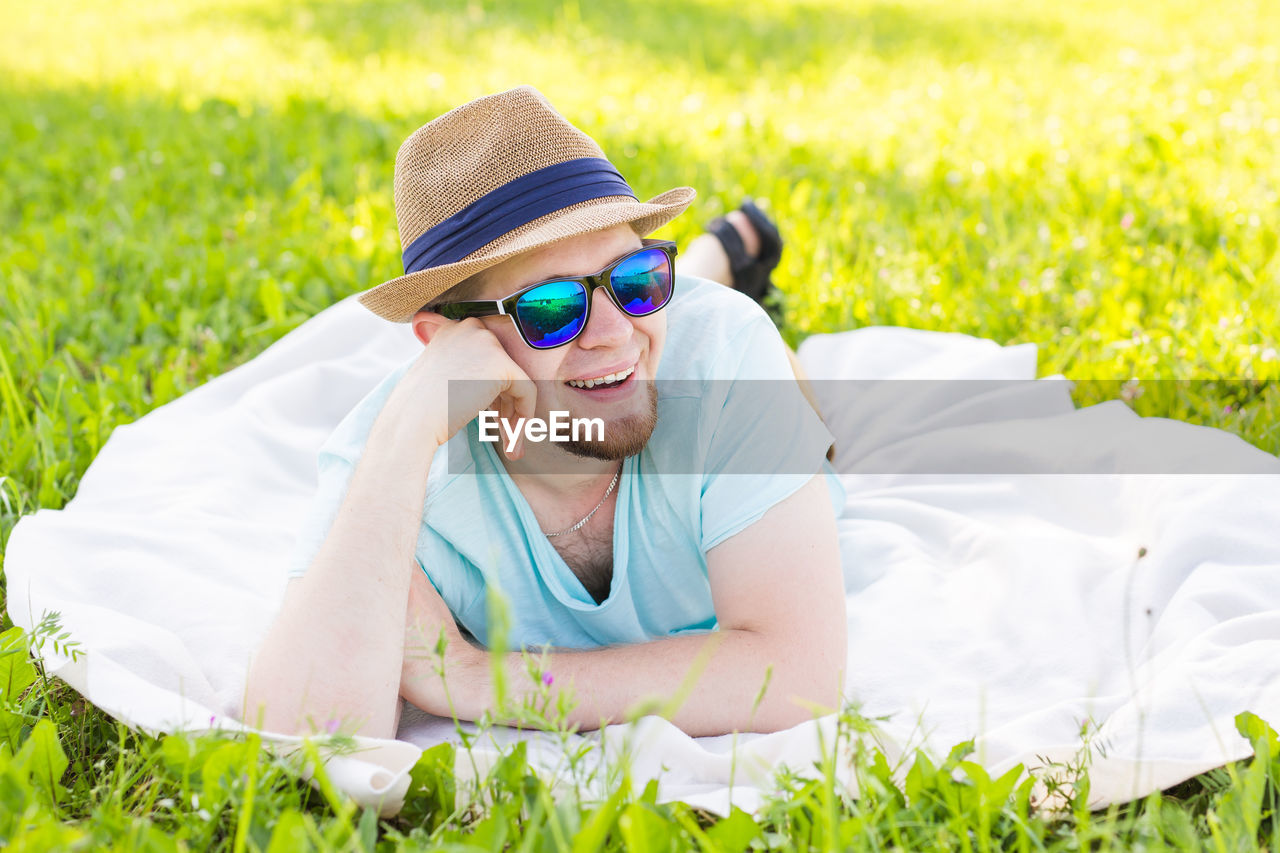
[{"x1": 464, "y1": 224, "x2": 666, "y2": 461}]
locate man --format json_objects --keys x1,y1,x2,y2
[{"x1": 243, "y1": 86, "x2": 846, "y2": 740}]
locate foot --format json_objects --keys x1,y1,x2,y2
[
  {"x1": 723, "y1": 209, "x2": 761, "y2": 258},
  {"x1": 705, "y1": 199, "x2": 783, "y2": 307}
]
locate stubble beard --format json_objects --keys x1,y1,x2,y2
[{"x1": 560, "y1": 384, "x2": 659, "y2": 461}]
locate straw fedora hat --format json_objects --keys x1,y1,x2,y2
[{"x1": 358, "y1": 86, "x2": 696, "y2": 322}]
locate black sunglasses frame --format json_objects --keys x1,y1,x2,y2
[{"x1": 432, "y1": 239, "x2": 678, "y2": 350}]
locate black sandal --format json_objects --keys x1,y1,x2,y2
[{"x1": 705, "y1": 198, "x2": 784, "y2": 307}]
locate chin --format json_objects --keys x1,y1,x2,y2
[{"x1": 560, "y1": 385, "x2": 658, "y2": 461}]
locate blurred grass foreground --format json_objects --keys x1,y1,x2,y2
[{"x1": 2, "y1": 0, "x2": 1280, "y2": 848}]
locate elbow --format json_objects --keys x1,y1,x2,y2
[
  {"x1": 242, "y1": 650, "x2": 401, "y2": 740},
  {"x1": 240, "y1": 650, "x2": 320, "y2": 737},
  {"x1": 240, "y1": 655, "x2": 295, "y2": 734},
  {"x1": 751, "y1": 632, "x2": 847, "y2": 733},
  {"x1": 757, "y1": 680, "x2": 844, "y2": 733}
]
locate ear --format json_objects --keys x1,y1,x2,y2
[{"x1": 410, "y1": 309, "x2": 451, "y2": 347}]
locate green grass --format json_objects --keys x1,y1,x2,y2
[{"x1": 2, "y1": 0, "x2": 1279, "y2": 848}]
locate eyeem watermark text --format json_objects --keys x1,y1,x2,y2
[{"x1": 477, "y1": 410, "x2": 605, "y2": 454}]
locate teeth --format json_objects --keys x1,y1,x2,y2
[{"x1": 569, "y1": 366, "x2": 634, "y2": 388}]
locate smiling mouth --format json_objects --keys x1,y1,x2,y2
[{"x1": 566, "y1": 365, "x2": 636, "y2": 390}]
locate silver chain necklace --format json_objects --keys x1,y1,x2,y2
[{"x1": 543, "y1": 468, "x2": 620, "y2": 538}]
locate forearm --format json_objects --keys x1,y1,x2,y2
[
  {"x1": 244, "y1": 401, "x2": 440, "y2": 738},
  {"x1": 410, "y1": 623, "x2": 845, "y2": 736},
  {"x1": 529, "y1": 628, "x2": 842, "y2": 734}
]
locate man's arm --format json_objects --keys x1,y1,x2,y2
[
  {"x1": 242, "y1": 319, "x2": 535, "y2": 738},
  {"x1": 242, "y1": 383, "x2": 439, "y2": 738},
  {"x1": 401, "y1": 472, "x2": 846, "y2": 735}
]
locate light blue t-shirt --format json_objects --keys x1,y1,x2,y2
[{"x1": 290, "y1": 276, "x2": 842, "y2": 649}]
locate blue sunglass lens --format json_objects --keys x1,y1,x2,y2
[
  {"x1": 610, "y1": 248, "x2": 673, "y2": 316},
  {"x1": 515, "y1": 280, "x2": 588, "y2": 349}
]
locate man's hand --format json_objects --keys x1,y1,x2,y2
[
  {"x1": 400, "y1": 565, "x2": 482, "y2": 717},
  {"x1": 406, "y1": 316, "x2": 538, "y2": 459}
]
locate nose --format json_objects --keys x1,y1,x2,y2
[{"x1": 574, "y1": 287, "x2": 633, "y2": 349}]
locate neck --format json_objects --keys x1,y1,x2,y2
[{"x1": 498, "y1": 440, "x2": 620, "y2": 497}]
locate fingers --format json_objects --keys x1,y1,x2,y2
[
  {"x1": 495, "y1": 394, "x2": 524, "y2": 461},
  {"x1": 405, "y1": 566, "x2": 456, "y2": 645},
  {"x1": 499, "y1": 374, "x2": 538, "y2": 461},
  {"x1": 507, "y1": 375, "x2": 538, "y2": 422}
]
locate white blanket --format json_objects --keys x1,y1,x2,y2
[{"x1": 7, "y1": 295, "x2": 1280, "y2": 816}]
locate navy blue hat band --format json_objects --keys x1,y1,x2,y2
[{"x1": 401, "y1": 157, "x2": 637, "y2": 274}]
